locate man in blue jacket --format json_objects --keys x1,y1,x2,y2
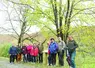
[
  {"x1": 9, "y1": 45, "x2": 17, "y2": 63},
  {"x1": 48, "y1": 38, "x2": 58, "y2": 66}
]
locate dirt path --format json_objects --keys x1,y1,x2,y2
[{"x1": 0, "y1": 57, "x2": 36, "y2": 68}]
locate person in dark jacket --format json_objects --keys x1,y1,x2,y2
[
  {"x1": 67, "y1": 36, "x2": 78, "y2": 68},
  {"x1": 16, "y1": 45, "x2": 22, "y2": 62},
  {"x1": 48, "y1": 38, "x2": 58, "y2": 66},
  {"x1": 9, "y1": 45, "x2": 17, "y2": 63},
  {"x1": 38, "y1": 43, "x2": 43, "y2": 63},
  {"x1": 22, "y1": 45, "x2": 27, "y2": 62}
]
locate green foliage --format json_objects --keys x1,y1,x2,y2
[
  {"x1": 0, "y1": 43, "x2": 11, "y2": 57},
  {"x1": 69, "y1": 26, "x2": 95, "y2": 54},
  {"x1": 20, "y1": 0, "x2": 95, "y2": 54}
]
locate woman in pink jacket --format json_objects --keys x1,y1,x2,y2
[
  {"x1": 34, "y1": 46, "x2": 39, "y2": 57},
  {"x1": 27, "y1": 44, "x2": 32, "y2": 62},
  {"x1": 30, "y1": 43, "x2": 39, "y2": 63}
]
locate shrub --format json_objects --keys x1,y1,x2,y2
[{"x1": 0, "y1": 43, "x2": 11, "y2": 57}]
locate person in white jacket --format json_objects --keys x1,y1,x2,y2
[{"x1": 58, "y1": 37, "x2": 66, "y2": 66}]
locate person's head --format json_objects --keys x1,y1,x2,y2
[
  {"x1": 33, "y1": 43, "x2": 36, "y2": 46},
  {"x1": 12, "y1": 45, "x2": 16, "y2": 47},
  {"x1": 50, "y1": 38, "x2": 55, "y2": 43},
  {"x1": 23, "y1": 43, "x2": 27, "y2": 46},
  {"x1": 68, "y1": 36, "x2": 73, "y2": 41},
  {"x1": 47, "y1": 41, "x2": 50, "y2": 46},
  {"x1": 58, "y1": 37, "x2": 62, "y2": 42},
  {"x1": 37, "y1": 42, "x2": 40, "y2": 45}
]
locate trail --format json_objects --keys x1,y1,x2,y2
[{"x1": 0, "y1": 58, "x2": 35, "y2": 68}]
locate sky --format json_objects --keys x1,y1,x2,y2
[{"x1": 0, "y1": 1, "x2": 40, "y2": 34}]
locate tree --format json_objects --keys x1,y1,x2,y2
[
  {"x1": 0, "y1": 1, "x2": 36, "y2": 46},
  {"x1": 4, "y1": 0, "x2": 95, "y2": 51}
]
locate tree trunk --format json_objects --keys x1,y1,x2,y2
[
  {"x1": 51, "y1": 0, "x2": 60, "y2": 37},
  {"x1": 64, "y1": 0, "x2": 74, "y2": 43},
  {"x1": 18, "y1": 20, "x2": 27, "y2": 46},
  {"x1": 59, "y1": 0, "x2": 63, "y2": 40}
]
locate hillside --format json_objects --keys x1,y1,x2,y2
[
  {"x1": 0, "y1": 32, "x2": 45, "y2": 45},
  {"x1": 0, "y1": 34, "x2": 16, "y2": 44}
]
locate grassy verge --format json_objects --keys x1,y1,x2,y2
[
  {"x1": 0, "y1": 43, "x2": 11, "y2": 57},
  {"x1": 0, "y1": 55, "x2": 95, "y2": 68}
]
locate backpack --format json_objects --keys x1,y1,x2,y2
[{"x1": 49, "y1": 42, "x2": 58, "y2": 54}]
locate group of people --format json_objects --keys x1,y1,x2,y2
[
  {"x1": 47, "y1": 36, "x2": 78, "y2": 68},
  {"x1": 9, "y1": 36, "x2": 78, "y2": 68},
  {"x1": 9, "y1": 43, "x2": 43, "y2": 63}
]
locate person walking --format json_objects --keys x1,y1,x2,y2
[
  {"x1": 58, "y1": 37, "x2": 66, "y2": 66},
  {"x1": 9, "y1": 45, "x2": 17, "y2": 63},
  {"x1": 67, "y1": 36, "x2": 78, "y2": 68}
]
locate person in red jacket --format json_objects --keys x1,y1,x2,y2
[
  {"x1": 34, "y1": 45, "x2": 39, "y2": 57},
  {"x1": 30, "y1": 44, "x2": 34, "y2": 62},
  {"x1": 47, "y1": 41, "x2": 51, "y2": 65},
  {"x1": 30, "y1": 43, "x2": 39, "y2": 63},
  {"x1": 26, "y1": 44, "x2": 32, "y2": 62},
  {"x1": 47, "y1": 41, "x2": 51, "y2": 54}
]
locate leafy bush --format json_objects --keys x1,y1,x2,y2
[{"x1": 0, "y1": 43, "x2": 11, "y2": 57}]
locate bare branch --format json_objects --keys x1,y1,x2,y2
[
  {"x1": 43, "y1": 25, "x2": 57, "y2": 36},
  {"x1": 34, "y1": 20, "x2": 57, "y2": 36},
  {"x1": 6, "y1": 10, "x2": 19, "y2": 37},
  {"x1": 23, "y1": 33, "x2": 40, "y2": 43},
  {"x1": 65, "y1": 0, "x2": 70, "y2": 24},
  {"x1": 41, "y1": 39, "x2": 47, "y2": 45},
  {"x1": 0, "y1": 27, "x2": 18, "y2": 40},
  {"x1": 71, "y1": 7, "x2": 95, "y2": 19},
  {"x1": 73, "y1": 0, "x2": 82, "y2": 7},
  {"x1": 7, "y1": 0, "x2": 34, "y2": 10},
  {"x1": 24, "y1": 26, "x2": 32, "y2": 33}
]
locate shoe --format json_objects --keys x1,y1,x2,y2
[
  {"x1": 47, "y1": 64, "x2": 51, "y2": 66},
  {"x1": 70, "y1": 66, "x2": 73, "y2": 68},
  {"x1": 10, "y1": 62, "x2": 14, "y2": 64}
]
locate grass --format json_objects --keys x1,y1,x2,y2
[
  {"x1": 0, "y1": 53, "x2": 95, "y2": 68},
  {"x1": 15, "y1": 53, "x2": 95, "y2": 68},
  {"x1": 22, "y1": 55, "x2": 95, "y2": 68}
]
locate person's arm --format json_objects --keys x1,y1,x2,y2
[
  {"x1": 9, "y1": 47, "x2": 11, "y2": 54},
  {"x1": 55, "y1": 43, "x2": 58, "y2": 51},
  {"x1": 74, "y1": 41, "x2": 78, "y2": 48},
  {"x1": 71, "y1": 40, "x2": 78, "y2": 49},
  {"x1": 62, "y1": 41, "x2": 66, "y2": 50},
  {"x1": 48, "y1": 45, "x2": 50, "y2": 50},
  {"x1": 16, "y1": 47, "x2": 18, "y2": 55}
]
